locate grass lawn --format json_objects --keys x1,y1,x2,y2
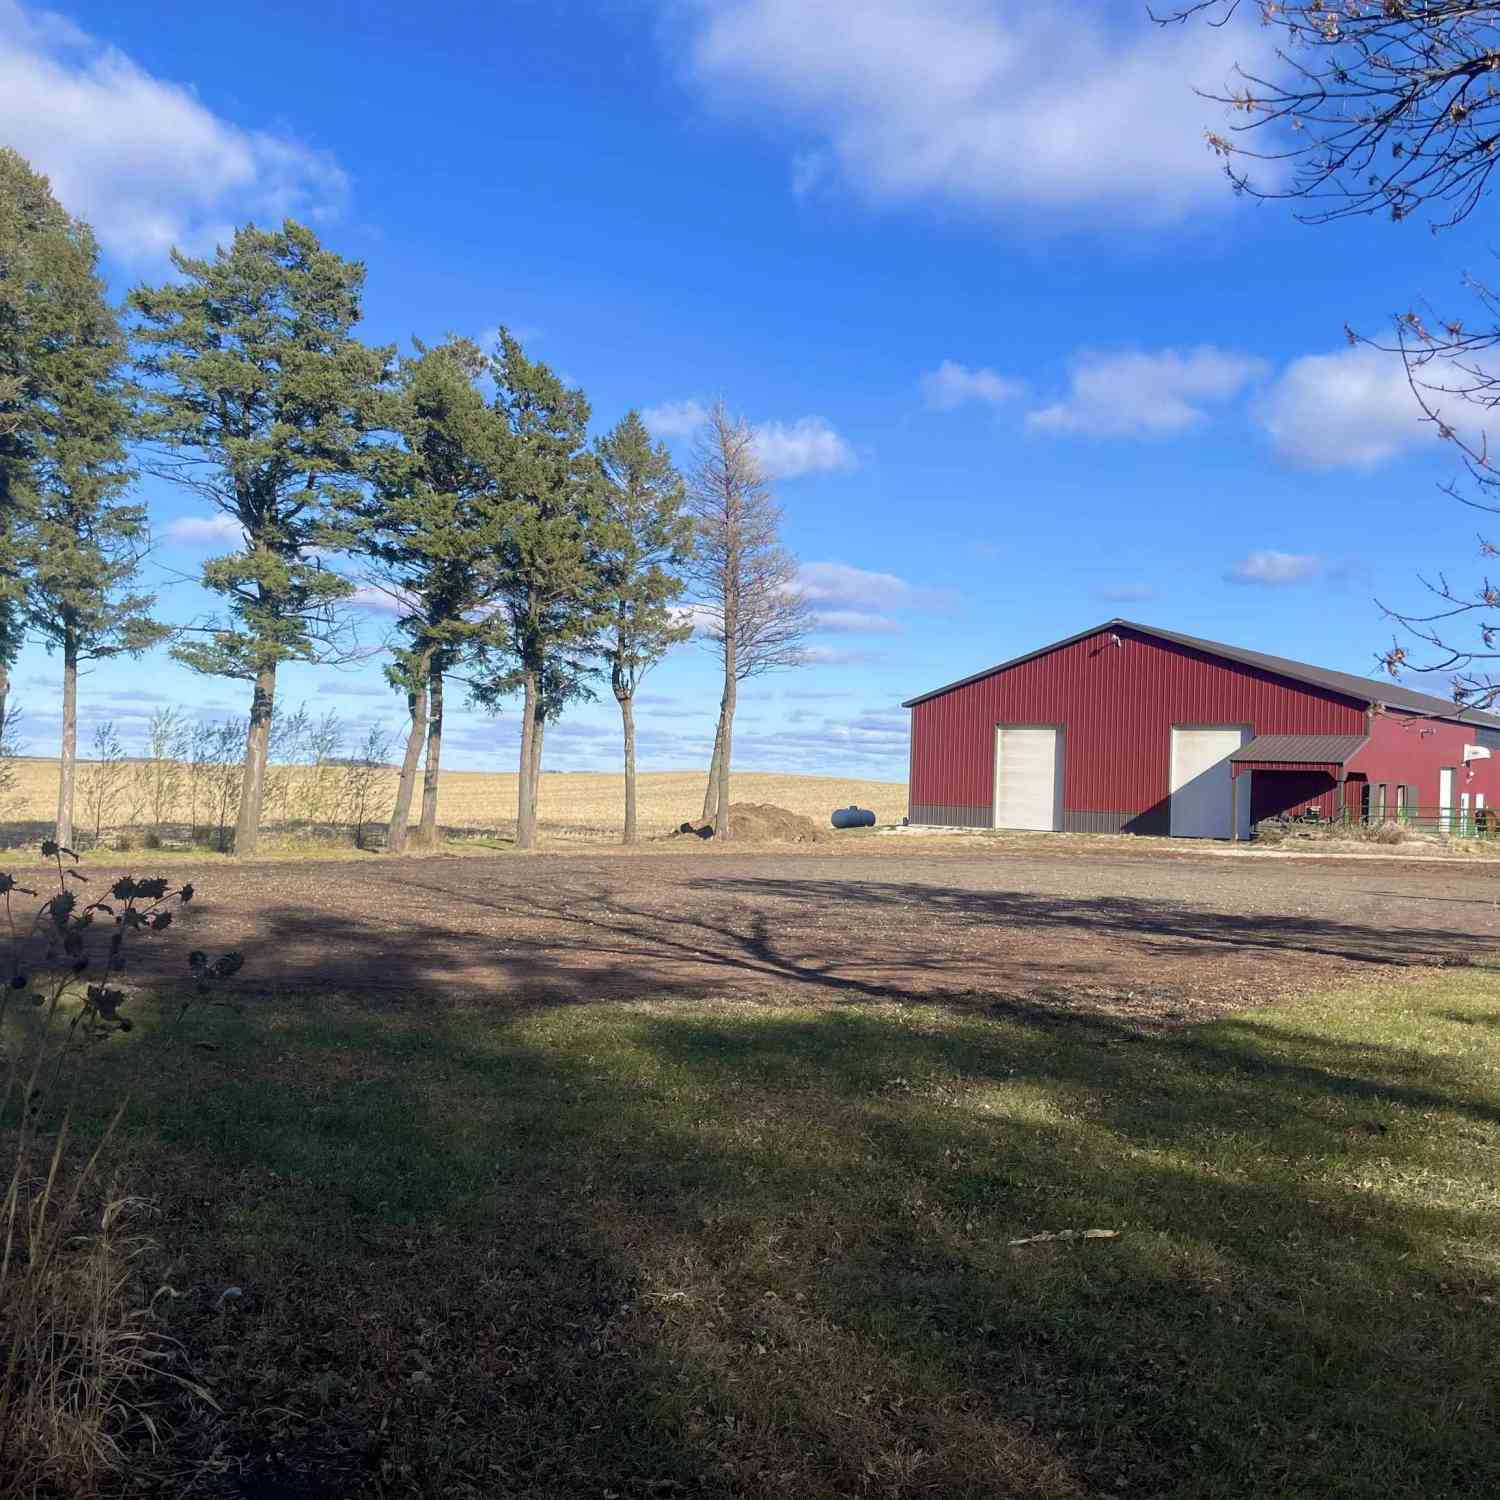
[{"x1": 54, "y1": 968, "x2": 1500, "y2": 1497}]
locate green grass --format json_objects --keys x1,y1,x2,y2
[{"x1": 46, "y1": 971, "x2": 1500, "y2": 1497}]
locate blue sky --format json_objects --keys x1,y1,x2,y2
[{"x1": 2, "y1": 0, "x2": 1489, "y2": 780}]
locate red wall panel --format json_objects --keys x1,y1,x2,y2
[
  {"x1": 909, "y1": 626, "x2": 1367, "y2": 825},
  {"x1": 1348, "y1": 712, "x2": 1500, "y2": 809}
]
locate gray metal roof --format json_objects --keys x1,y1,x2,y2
[
  {"x1": 902, "y1": 618, "x2": 1500, "y2": 728},
  {"x1": 1229, "y1": 733, "x2": 1369, "y2": 766}
]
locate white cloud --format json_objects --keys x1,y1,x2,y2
[
  {"x1": 1259, "y1": 346, "x2": 1434, "y2": 469},
  {"x1": 1027, "y1": 346, "x2": 1266, "y2": 437},
  {"x1": 161, "y1": 514, "x2": 243, "y2": 550},
  {"x1": 798, "y1": 562, "x2": 918, "y2": 611},
  {"x1": 670, "y1": 602, "x2": 724, "y2": 638},
  {"x1": 1225, "y1": 551, "x2": 1323, "y2": 588},
  {"x1": 0, "y1": 0, "x2": 349, "y2": 261},
  {"x1": 641, "y1": 399, "x2": 710, "y2": 439},
  {"x1": 921, "y1": 360, "x2": 1022, "y2": 411},
  {"x1": 641, "y1": 401, "x2": 856, "y2": 477},
  {"x1": 349, "y1": 583, "x2": 417, "y2": 616},
  {"x1": 668, "y1": 0, "x2": 1270, "y2": 222},
  {"x1": 812, "y1": 608, "x2": 905, "y2": 635},
  {"x1": 751, "y1": 416, "x2": 856, "y2": 477},
  {"x1": 801, "y1": 645, "x2": 885, "y2": 667}
]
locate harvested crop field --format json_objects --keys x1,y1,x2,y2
[
  {"x1": 0, "y1": 760, "x2": 904, "y2": 845},
  {"x1": 33, "y1": 842, "x2": 1500, "y2": 1020}
]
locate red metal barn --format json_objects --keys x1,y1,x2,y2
[{"x1": 902, "y1": 621, "x2": 1500, "y2": 838}]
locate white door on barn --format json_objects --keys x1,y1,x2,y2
[
  {"x1": 1169, "y1": 726, "x2": 1251, "y2": 839},
  {"x1": 993, "y1": 726, "x2": 1063, "y2": 832}
]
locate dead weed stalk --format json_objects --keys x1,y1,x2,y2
[{"x1": 0, "y1": 842, "x2": 241, "y2": 1495}]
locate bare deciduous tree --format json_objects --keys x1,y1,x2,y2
[
  {"x1": 0, "y1": 702, "x2": 20, "y2": 821},
  {"x1": 134, "y1": 706, "x2": 189, "y2": 835},
  {"x1": 1162, "y1": 1, "x2": 1500, "y2": 704},
  {"x1": 1160, "y1": 2, "x2": 1500, "y2": 229},
  {"x1": 78, "y1": 720, "x2": 129, "y2": 847},
  {"x1": 685, "y1": 403, "x2": 811, "y2": 839},
  {"x1": 341, "y1": 723, "x2": 395, "y2": 850}
]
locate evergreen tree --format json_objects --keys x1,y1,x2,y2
[
  {"x1": 473, "y1": 330, "x2": 608, "y2": 851},
  {"x1": 128, "y1": 221, "x2": 391, "y2": 856},
  {"x1": 0, "y1": 148, "x2": 163, "y2": 847},
  {"x1": 20, "y1": 422, "x2": 164, "y2": 849},
  {"x1": 595, "y1": 411, "x2": 692, "y2": 843},
  {"x1": 0, "y1": 149, "x2": 81, "y2": 731},
  {"x1": 354, "y1": 337, "x2": 511, "y2": 853}
]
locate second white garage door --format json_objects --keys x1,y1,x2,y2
[
  {"x1": 1169, "y1": 726, "x2": 1251, "y2": 838},
  {"x1": 994, "y1": 725, "x2": 1063, "y2": 832}
]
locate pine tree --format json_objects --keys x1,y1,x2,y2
[
  {"x1": 0, "y1": 148, "x2": 164, "y2": 847},
  {"x1": 128, "y1": 221, "x2": 391, "y2": 856},
  {"x1": 0, "y1": 149, "x2": 81, "y2": 731},
  {"x1": 20, "y1": 448, "x2": 164, "y2": 850},
  {"x1": 354, "y1": 337, "x2": 511, "y2": 853},
  {"x1": 473, "y1": 331, "x2": 609, "y2": 851},
  {"x1": 595, "y1": 411, "x2": 692, "y2": 843}
]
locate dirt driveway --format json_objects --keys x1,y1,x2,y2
[{"x1": 32, "y1": 842, "x2": 1496, "y2": 1027}]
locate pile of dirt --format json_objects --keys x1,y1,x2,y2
[{"x1": 673, "y1": 802, "x2": 832, "y2": 844}]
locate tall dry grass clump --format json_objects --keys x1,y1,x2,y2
[
  {"x1": 1, "y1": 1190, "x2": 173, "y2": 1496},
  {"x1": 0, "y1": 844, "x2": 242, "y2": 1495}
]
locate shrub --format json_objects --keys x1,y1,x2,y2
[{"x1": 0, "y1": 843, "x2": 243, "y2": 1493}]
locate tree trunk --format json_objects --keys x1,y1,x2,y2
[
  {"x1": 529, "y1": 704, "x2": 546, "y2": 838},
  {"x1": 234, "y1": 662, "x2": 277, "y2": 857},
  {"x1": 714, "y1": 681, "x2": 735, "y2": 840},
  {"x1": 386, "y1": 669, "x2": 430, "y2": 855},
  {"x1": 0, "y1": 657, "x2": 9, "y2": 742},
  {"x1": 702, "y1": 712, "x2": 724, "y2": 822},
  {"x1": 415, "y1": 668, "x2": 443, "y2": 849},
  {"x1": 55, "y1": 635, "x2": 77, "y2": 850},
  {"x1": 714, "y1": 625, "x2": 736, "y2": 839},
  {"x1": 516, "y1": 667, "x2": 537, "y2": 850},
  {"x1": 619, "y1": 691, "x2": 637, "y2": 844}
]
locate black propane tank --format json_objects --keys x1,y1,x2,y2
[{"x1": 831, "y1": 805, "x2": 876, "y2": 830}]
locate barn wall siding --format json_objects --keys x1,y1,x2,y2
[
  {"x1": 1349, "y1": 713, "x2": 1500, "y2": 808},
  {"x1": 908, "y1": 627, "x2": 1368, "y2": 828},
  {"x1": 910, "y1": 803, "x2": 993, "y2": 828}
]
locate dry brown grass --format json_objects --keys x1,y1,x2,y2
[
  {"x1": 0, "y1": 1188, "x2": 178, "y2": 1499},
  {"x1": 1, "y1": 757, "x2": 905, "y2": 844}
]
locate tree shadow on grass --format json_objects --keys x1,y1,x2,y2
[
  {"x1": 102, "y1": 975, "x2": 1500, "y2": 1500},
  {"x1": 99, "y1": 866, "x2": 1491, "y2": 1032},
  {"x1": 685, "y1": 876, "x2": 1490, "y2": 970}
]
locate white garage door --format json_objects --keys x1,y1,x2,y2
[
  {"x1": 1170, "y1": 727, "x2": 1251, "y2": 839},
  {"x1": 994, "y1": 726, "x2": 1062, "y2": 832}
]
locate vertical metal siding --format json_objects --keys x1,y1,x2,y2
[
  {"x1": 909, "y1": 626, "x2": 1368, "y2": 827},
  {"x1": 1349, "y1": 713, "x2": 1500, "y2": 808}
]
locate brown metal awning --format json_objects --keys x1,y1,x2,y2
[{"x1": 1229, "y1": 733, "x2": 1368, "y2": 775}]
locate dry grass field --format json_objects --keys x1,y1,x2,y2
[{"x1": 0, "y1": 755, "x2": 906, "y2": 847}]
